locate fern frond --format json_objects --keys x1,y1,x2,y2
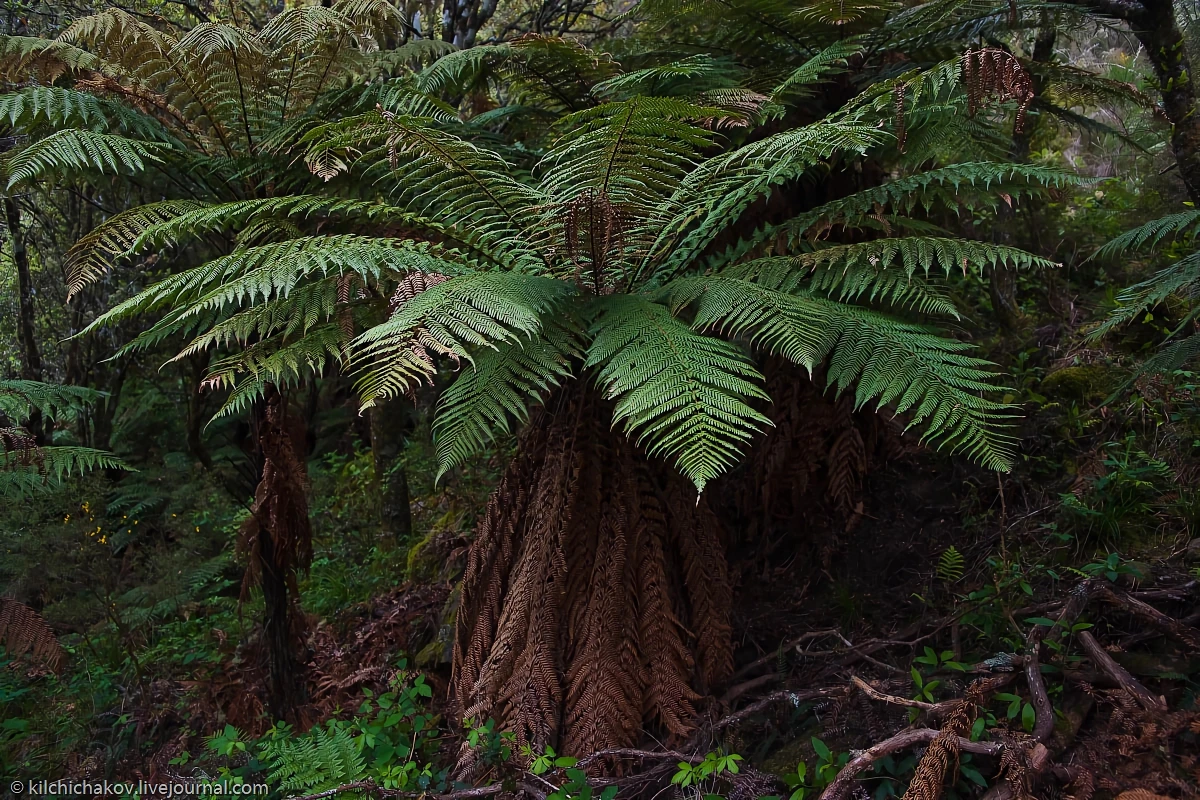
[
  {"x1": 0, "y1": 87, "x2": 173, "y2": 142},
  {"x1": 0, "y1": 380, "x2": 107, "y2": 424},
  {"x1": 1092, "y1": 210, "x2": 1200, "y2": 260},
  {"x1": 538, "y1": 97, "x2": 717, "y2": 208},
  {"x1": 353, "y1": 272, "x2": 573, "y2": 372},
  {"x1": 591, "y1": 55, "x2": 745, "y2": 101},
  {"x1": 206, "y1": 325, "x2": 349, "y2": 419},
  {"x1": 83, "y1": 236, "x2": 473, "y2": 335},
  {"x1": 302, "y1": 110, "x2": 547, "y2": 271},
  {"x1": 771, "y1": 40, "x2": 864, "y2": 102},
  {"x1": 1, "y1": 446, "x2": 133, "y2": 497},
  {"x1": 645, "y1": 120, "x2": 885, "y2": 280},
  {"x1": 1090, "y1": 250, "x2": 1200, "y2": 338},
  {"x1": 66, "y1": 199, "x2": 205, "y2": 296},
  {"x1": 585, "y1": 294, "x2": 771, "y2": 492},
  {"x1": 5, "y1": 129, "x2": 166, "y2": 188},
  {"x1": 765, "y1": 162, "x2": 1083, "y2": 252},
  {"x1": 663, "y1": 276, "x2": 1016, "y2": 471},
  {"x1": 724, "y1": 238, "x2": 1055, "y2": 317}
]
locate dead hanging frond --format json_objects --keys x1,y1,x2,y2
[
  {"x1": 561, "y1": 190, "x2": 625, "y2": 294},
  {"x1": 237, "y1": 388, "x2": 313, "y2": 601},
  {"x1": 893, "y1": 82, "x2": 907, "y2": 153},
  {"x1": 0, "y1": 426, "x2": 40, "y2": 468},
  {"x1": 960, "y1": 46, "x2": 1035, "y2": 132},
  {"x1": 386, "y1": 271, "x2": 456, "y2": 388},
  {"x1": 0, "y1": 597, "x2": 66, "y2": 672},
  {"x1": 452, "y1": 384, "x2": 733, "y2": 771}
]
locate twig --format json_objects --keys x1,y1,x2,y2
[
  {"x1": 1095, "y1": 584, "x2": 1200, "y2": 650},
  {"x1": 731, "y1": 630, "x2": 842, "y2": 679},
  {"x1": 289, "y1": 781, "x2": 503, "y2": 800},
  {"x1": 575, "y1": 748, "x2": 692, "y2": 770},
  {"x1": 720, "y1": 672, "x2": 779, "y2": 703},
  {"x1": 711, "y1": 688, "x2": 846, "y2": 732},
  {"x1": 818, "y1": 729, "x2": 1004, "y2": 800},
  {"x1": 852, "y1": 675, "x2": 948, "y2": 713},
  {"x1": 1077, "y1": 630, "x2": 1166, "y2": 712}
]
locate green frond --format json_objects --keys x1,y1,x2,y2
[
  {"x1": 538, "y1": 97, "x2": 717, "y2": 207},
  {"x1": 766, "y1": 162, "x2": 1083, "y2": 252},
  {"x1": 206, "y1": 325, "x2": 349, "y2": 419},
  {"x1": 353, "y1": 273, "x2": 573, "y2": 379},
  {"x1": 302, "y1": 111, "x2": 547, "y2": 271},
  {"x1": 645, "y1": 120, "x2": 885, "y2": 280},
  {"x1": 5, "y1": 128, "x2": 166, "y2": 188},
  {"x1": 1092, "y1": 210, "x2": 1200, "y2": 260},
  {"x1": 84, "y1": 236, "x2": 473, "y2": 336},
  {"x1": 771, "y1": 40, "x2": 864, "y2": 102},
  {"x1": 0, "y1": 35, "x2": 104, "y2": 81},
  {"x1": 585, "y1": 294, "x2": 771, "y2": 492},
  {"x1": 433, "y1": 319, "x2": 583, "y2": 479},
  {"x1": 662, "y1": 275, "x2": 1016, "y2": 471},
  {"x1": 0, "y1": 87, "x2": 174, "y2": 142},
  {"x1": 722, "y1": 238, "x2": 1055, "y2": 316},
  {"x1": 591, "y1": 55, "x2": 745, "y2": 101},
  {"x1": 124, "y1": 196, "x2": 437, "y2": 254},
  {"x1": 1090, "y1": 251, "x2": 1200, "y2": 338},
  {"x1": 172, "y1": 277, "x2": 348, "y2": 361},
  {"x1": 1, "y1": 446, "x2": 133, "y2": 498},
  {"x1": 0, "y1": 380, "x2": 107, "y2": 424},
  {"x1": 66, "y1": 200, "x2": 205, "y2": 296}
]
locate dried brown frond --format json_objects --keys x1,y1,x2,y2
[
  {"x1": 893, "y1": 83, "x2": 907, "y2": 153},
  {"x1": 452, "y1": 384, "x2": 733, "y2": 771},
  {"x1": 960, "y1": 47, "x2": 1035, "y2": 132},
  {"x1": 902, "y1": 679, "x2": 999, "y2": 800},
  {"x1": 561, "y1": 190, "x2": 625, "y2": 294},
  {"x1": 0, "y1": 597, "x2": 65, "y2": 672}
]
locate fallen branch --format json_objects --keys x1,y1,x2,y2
[
  {"x1": 851, "y1": 675, "x2": 950, "y2": 713},
  {"x1": 818, "y1": 729, "x2": 1003, "y2": 800},
  {"x1": 1077, "y1": 630, "x2": 1166, "y2": 712},
  {"x1": 1095, "y1": 584, "x2": 1200, "y2": 650}
]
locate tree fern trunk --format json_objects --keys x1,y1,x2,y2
[
  {"x1": 243, "y1": 386, "x2": 313, "y2": 721},
  {"x1": 451, "y1": 381, "x2": 732, "y2": 770},
  {"x1": 369, "y1": 400, "x2": 412, "y2": 546}
]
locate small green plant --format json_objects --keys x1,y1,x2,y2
[
  {"x1": 780, "y1": 738, "x2": 847, "y2": 800},
  {"x1": 994, "y1": 692, "x2": 1037, "y2": 733},
  {"x1": 525, "y1": 746, "x2": 616, "y2": 800},
  {"x1": 913, "y1": 647, "x2": 968, "y2": 673},
  {"x1": 671, "y1": 751, "x2": 743, "y2": 789},
  {"x1": 908, "y1": 668, "x2": 940, "y2": 722},
  {"x1": 936, "y1": 547, "x2": 965, "y2": 583}
]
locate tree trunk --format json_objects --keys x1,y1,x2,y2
[
  {"x1": 1123, "y1": 0, "x2": 1200, "y2": 203},
  {"x1": 6, "y1": 197, "x2": 45, "y2": 441},
  {"x1": 441, "y1": 0, "x2": 498, "y2": 47},
  {"x1": 990, "y1": 26, "x2": 1057, "y2": 330},
  {"x1": 369, "y1": 400, "x2": 412, "y2": 546},
  {"x1": 183, "y1": 354, "x2": 214, "y2": 471},
  {"x1": 243, "y1": 387, "x2": 313, "y2": 721}
]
